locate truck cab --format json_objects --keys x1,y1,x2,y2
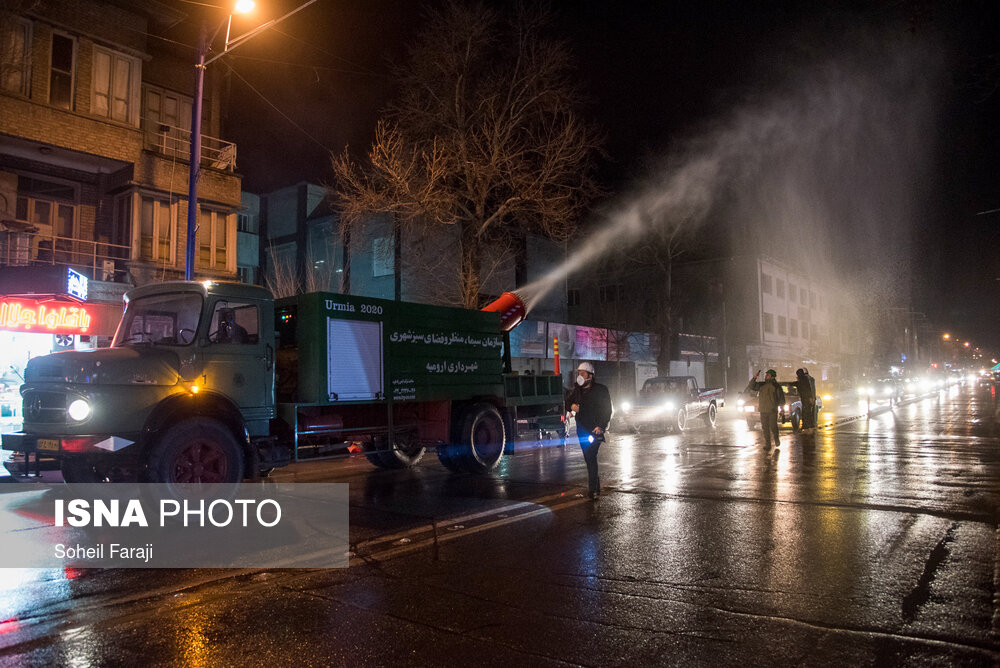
[{"x1": 2, "y1": 281, "x2": 274, "y2": 483}]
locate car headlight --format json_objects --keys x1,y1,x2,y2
[
  {"x1": 737, "y1": 398, "x2": 745, "y2": 407},
  {"x1": 783, "y1": 404, "x2": 790, "y2": 412},
  {"x1": 621, "y1": 401, "x2": 632, "y2": 412},
  {"x1": 67, "y1": 398, "x2": 91, "y2": 421},
  {"x1": 663, "y1": 401, "x2": 675, "y2": 411},
  {"x1": 883, "y1": 387, "x2": 892, "y2": 395}
]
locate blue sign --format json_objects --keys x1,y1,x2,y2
[{"x1": 66, "y1": 268, "x2": 88, "y2": 301}]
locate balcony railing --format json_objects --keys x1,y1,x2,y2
[
  {"x1": 141, "y1": 118, "x2": 237, "y2": 172},
  {"x1": 0, "y1": 225, "x2": 132, "y2": 282}
]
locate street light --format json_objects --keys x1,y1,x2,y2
[{"x1": 184, "y1": 0, "x2": 319, "y2": 280}]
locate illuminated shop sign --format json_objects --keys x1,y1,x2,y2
[
  {"x1": 67, "y1": 268, "x2": 88, "y2": 301},
  {"x1": 0, "y1": 298, "x2": 92, "y2": 334}
]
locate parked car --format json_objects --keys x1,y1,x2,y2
[{"x1": 741, "y1": 381, "x2": 822, "y2": 431}]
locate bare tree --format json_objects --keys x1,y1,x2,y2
[{"x1": 331, "y1": 0, "x2": 602, "y2": 308}]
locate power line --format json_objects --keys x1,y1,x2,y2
[
  {"x1": 228, "y1": 54, "x2": 382, "y2": 78},
  {"x1": 223, "y1": 61, "x2": 331, "y2": 153}
]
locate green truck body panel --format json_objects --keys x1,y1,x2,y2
[{"x1": 276, "y1": 292, "x2": 505, "y2": 406}]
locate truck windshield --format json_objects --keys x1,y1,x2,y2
[
  {"x1": 642, "y1": 379, "x2": 687, "y2": 394},
  {"x1": 113, "y1": 293, "x2": 203, "y2": 347}
]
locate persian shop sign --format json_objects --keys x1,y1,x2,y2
[{"x1": 0, "y1": 298, "x2": 92, "y2": 334}]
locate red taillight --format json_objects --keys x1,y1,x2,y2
[{"x1": 61, "y1": 437, "x2": 99, "y2": 453}]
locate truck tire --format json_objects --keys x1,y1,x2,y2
[
  {"x1": 441, "y1": 403, "x2": 506, "y2": 474},
  {"x1": 146, "y1": 418, "x2": 244, "y2": 485},
  {"x1": 61, "y1": 458, "x2": 101, "y2": 483},
  {"x1": 365, "y1": 433, "x2": 425, "y2": 469},
  {"x1": 673, "y1": 408, "x2": 687, "y2": 433},
  {"x1": 704, "y1": 403, "x2": 718, "y2": 428}
]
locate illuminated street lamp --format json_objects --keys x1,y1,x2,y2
[
  {"x1": 185, "y1": 0, "x2": 319, "y2": 280},
  {"x1": 943, "y1": 333, "x2": 951, "y2": 340}
]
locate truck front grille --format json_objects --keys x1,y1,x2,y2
[{"x1": 21, "y1": 390, "x2": 66, "y2": 424}]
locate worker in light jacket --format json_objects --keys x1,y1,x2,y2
[
  {"x1": 748, "y1": 368, "x2": 785, "y2": 449},
  {"x1": 566, "y1": 362, "x2": 613, "y2": 499}
]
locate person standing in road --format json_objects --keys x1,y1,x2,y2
[
  {"x1": 566, "y1": 362, "x2": 613, "y2": 499},
  {"x1": 749, "y1": 369, "x2": 785, "y2": 449},
  {"x1": 796, "y1": 368, "x2": 817, "y2": 431}
]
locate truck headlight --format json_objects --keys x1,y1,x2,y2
[
  {"x1": 662, "y1": 401, "x2": 674, "y2": 411},
  {"x1": 67, "y1": 398, "x2": 91, "y2": 421},
  {"x1": 621, "y1": 401, "x2": 632, "y2": 412}
]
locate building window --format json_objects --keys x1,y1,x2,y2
[
  {"x1": 197, "y1": 208, "x2": 231, "y2": 270},
  {"x1": 15, "y1": 175, "x2": 78, "y2": 262},
  {"x1": 599, "y1": 284, "x2": 624, "y2": 303},
  {"x1": 763, "y1": 312, "x2": 774, "y2": 333},
  {"x1": 778, "y1": 315, "x2": 786, "y2": 335},
  {"x1": 567, "y1": 289, "x2": 580, "y2": 307},
  {"x1": 92, "y1": 46, "x2": 140, "y2": 125},
  {"x1": 801, "y1": 322, "x2": 809, "y2": 340},
  {"x1": 776, "y1": 279, "x2": 785, "y2": 299},
  {"x1": 790, "y1": 319, "x2": 798, "y2": 338},
  {"x1": 788, "y1": 283, "x2": 797, "y2": 303},
  {"x1": 237, "y1": 212, "x2": 254, "y2": 233},
  {"x1": 49, "y1": 33, "x2": 75, "y2": 109},
  {"x1": 809, "y1": 291, "x2": 817, "y2": 309},
  {"x1": 761, "y1": 273, "x2": 773, "y2": 294},
  {"x1": 372, "y1": 236, "x2": 394, "y2": 277},
  {"x1": 800, "y1": 288, "x2": 808, "y2": 306},
  {"x1": 236, "y1": 266, "x2": 256, "y2": 284},
  {"x1": 1, "y1": 18, "x2": 31, "y2": 95},
  {"x1": 142, "y1": 85, "x2": 193, "y2": 158},
  {"x1": 139, "y1": 195, "x2": 174, "y2": 263}
]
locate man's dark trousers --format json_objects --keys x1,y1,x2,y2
[
  {"x1": 801, "y1": 398, "x2": 817, "y2": 429},
  {"x1": 578, "y1": 432, "x2": 602, "y2": 493},
  {"x1": 761, "y1": 411, "x2": 780, "y2": 448}
]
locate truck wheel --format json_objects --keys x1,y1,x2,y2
[
  {"x1": 447, "y1": 403, "x2": 506, "y2": 474},
  {"x1": 674, "y1": 408, "x2": 687, "y2": 432},
  {"x1": 365, "y1": 433, "x2": 425, "y2": 469},
  {"x1": 61, "y1": 458, "x2": 101, "y2": 483},
  {"x1": 147, "y1": 418, "x2": 244, "y2": 484},
  {"x1": 704, "y1": 403, "x2": 718, "y2": 428},
  {"x1": 436, "y1": 443, "x2": 469, "y2": 473},
  {"x1": 791, "y1": 411, "x2": 801, "y2": 432}
]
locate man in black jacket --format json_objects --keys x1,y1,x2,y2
[
  {"x1": 795, "y1": 368, "x2": 817, "y2": 431},
  {"x1": 566, "y1": 362, "x2": 614, "y2": 499}
]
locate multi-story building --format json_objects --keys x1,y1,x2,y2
[
  {"x1": 0, "y1": 0, "x2": 242, "y2": 427},
  {"x1": 0, "y1": 0, "x2": 242, "y2": 285}
]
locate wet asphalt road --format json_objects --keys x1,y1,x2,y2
[{"x1": 1, "y1": 384, "x2": 999, "y2": 666}]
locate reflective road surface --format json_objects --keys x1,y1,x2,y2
[{"x1": 1, "y1": 384, "x2": 998, "y2": 666}]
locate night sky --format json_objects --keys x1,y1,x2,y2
[{"x1": 212, "y1": 0, "x2": 1000, "y2": 354}]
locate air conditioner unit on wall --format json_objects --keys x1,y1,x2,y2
[{"x1": 102, "y1": 260, "x2": 115, "y2": 281}]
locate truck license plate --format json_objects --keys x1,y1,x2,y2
[{"x1": 37, "y1": 439, "x2": 59, "y2": 452}]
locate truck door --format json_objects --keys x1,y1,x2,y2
[
  {"x1": 203, "y1": 299, "x2": 274, "y2": 421},
  {"x1": 688, "y1": 377, "x2": 704, "y2": 414}
]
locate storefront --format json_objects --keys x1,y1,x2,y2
[{"x1": 0, "y1": 267, "x2": 123, "y2": 433}]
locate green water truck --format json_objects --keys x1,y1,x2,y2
[{"x1": 2, "y1": 281, "x2": 564, "y2": 482}]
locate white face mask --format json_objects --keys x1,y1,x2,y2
[{"x1": 576, "y1": 374, "x2": 587, "y2": 387}]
